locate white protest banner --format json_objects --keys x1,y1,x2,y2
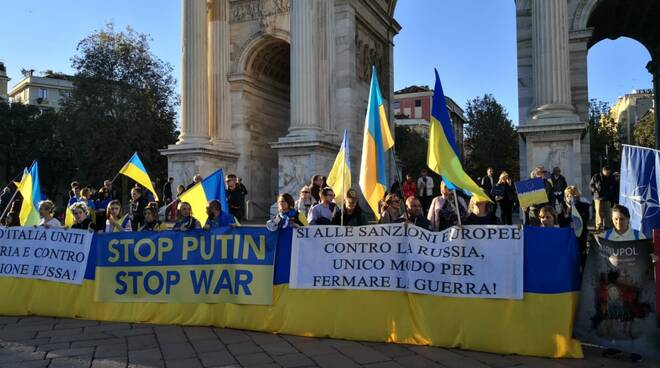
[
  {"x1": 0, "y1": 227, "x2": 93, "y2": 285},
  {"x1": 290, "y1": 223, "x2": 524, "y2": 299}
]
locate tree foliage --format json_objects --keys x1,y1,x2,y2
[
  {"x1": 394, "y1": 125, "x2": 428, "y2": 179},
  {"x1": 464, "y1": 94, "x2": 519, "y2": 180},
  {"x1": 588, "y1": 99, "x2": 620, "y2": 172},
  {"x1": 59, "y1": 24, "x2": 178, "y2": 188},
  {"x1": 633, "y1": 110, "x2": 655, "y2": 148}
]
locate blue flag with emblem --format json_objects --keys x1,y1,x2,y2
[{"x1": 619, "y1": 144, "x2": 660, "y2": 238}]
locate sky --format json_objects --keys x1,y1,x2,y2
[{"x1": 0, "y1": 0, "x2": 653, "y2": 125}]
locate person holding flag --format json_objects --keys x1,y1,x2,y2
[
  {"x1": 118, "y1": 152, "x2": 160, "y2": 202},
  {"x1": 177, "y1": 169, "x2": 233, "y2": 226},
  {"x1": 359, "y1": 66, "x2": 395, "y2": 220},
  {"x1": 326, "y1": 129, "x2": 351, "y2": 208},
  {"x1": 426, "y1": 69, "x2": 490, "y2": 204},
  {"x1": 558, "y1": 186, "x2": 590, "y2": 268}
]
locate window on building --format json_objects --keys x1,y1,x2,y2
[
  {"x1": 415, "y1": 99, "x2": 421, "y2": 107},
  {"x1": 393, "y1": 101, "x2": 400, "y2": 109},
  {"x1": 39, "y1": 88, "x2": 47, "y2": 100}
]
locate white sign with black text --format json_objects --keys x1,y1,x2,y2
[
  {"x1": 0, "y1": 227, "x2": 93, "y2": 285},
  {"x1": 290, "y1": 224, "x2": 524, "y2": 299}
]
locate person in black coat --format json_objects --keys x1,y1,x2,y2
[
  {"x1": 464, "y1": 198, "x2": 498, "y2": 225},
  {"x1": 129, "y1": 187, "x2": 149, "y2": 231},
  {"x1": 494, "y1": 171, "x2": 516, "y2": 225},
  {"x1": 558, "y1": 186, "x2": 591, "y2": 270}
]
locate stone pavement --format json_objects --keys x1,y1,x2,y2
[{"x1": 0, "y1": 316, "x2": 658, "y2": 368}]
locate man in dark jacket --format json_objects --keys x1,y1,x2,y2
[
  {"x1": 549, "y1": 167, "x2": 567, "y2": 205},
  {"x1": 129, "y1": 187, "x2": 149, "y2": 231},
  {"x1": 226, "y1": 174, "x2": 245, "y2": 222},
  {"x1": 590, "y1": 166, "x2": 616, "y2": 230}
]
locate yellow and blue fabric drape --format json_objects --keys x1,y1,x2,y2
[
  {"x1": 359, "y1": 67, "x2": 394, "y2": 219},
  {"x1": 178, "y1": 169, "x2": 230, "y2": 226},
  {"x1": 327, "y1": 129, "x2": 352, "y2": 205},
  {"x1": 118, "y1": 152, "x2": 159, "y2": 201}
]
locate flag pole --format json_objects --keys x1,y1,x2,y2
[
  {"x1": 341, "y1": 167, "x2": 345, "y2": 226},
  {"x1": 453, "y1": 189, "x2": 462, "y2": 226}
]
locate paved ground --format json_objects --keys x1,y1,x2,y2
[{"x1": 0, "y1": 316, "x2": 658, "y2": 368}]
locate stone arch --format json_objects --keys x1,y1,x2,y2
[
  {"x1": 235, "y1": 29, "x2": 291, "y2": 75},
  {"x1": 571, "y1": 0, "x2": 599, "y2": 31},
  {"x1": 229, "y1": 31, "x2": 291, "y2": 217}
]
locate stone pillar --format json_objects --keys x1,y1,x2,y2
[
  {"x1": 317, "y1": 0, "x2": 335, "y2": 132},
  {"x1": 208, "y1": 0, "x2": 233, "y2": 148},
  {"x1": 272, "y1": 0, "x2": 337, "y2": 197},
  {"x1": 289, "y1": 0, "x2": 320, "y2": 134},
  {"x1": 179, "y1": 0, "x2": 210, "y2": 144},
  {"x1": 530, "y1": 0, "x2": 576, "y2": 119}
]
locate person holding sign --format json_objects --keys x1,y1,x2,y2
[
  {"x1": 173, "y1": 202, "x2": 201, "y2": 231},
  {"x1": 203, "y1": 200, "x2": 235, "y2": 230},
  {"x1": 538, "y1": 206, "x2": 558, "y2": 228},
  {"x1": 603, "y1": 205, "x2": 646, "y2": 241},
  {"x1": 307, "y1": 188, "x2": 338, "y2": 225},
  {"x1": 69, "y1": 202, "x2": 95, "y2": 231},
  {"x1": 465, "y1": 198, "x2": 497, "y2": 225},
  {"x1": 105, "y1": 200, "x2": 132, "y2": 233},
  {"x1": 379, "y1": 193, "x2": 404, "y2": 224},
  {"x1": 332, "y1": 189, "x2": 368, "y2": 226},
  {"x1": 37, "y1": 200, "x2": 61, "y2": 228},
  {"x1": 404, "y1": 196, "x2": 431, "y2": 230},
  {"x1": 427, "y1": 181, "x2": 467, "y2": 231},
  {"x1": 267, "y1": 193, "x2": 308, "y2": 231},
  {"x1": 139, "y1": 205, "x2": 168, "y2": 231}
]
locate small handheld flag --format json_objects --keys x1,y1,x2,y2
[
  {"x1": 359, "y1": 66, "x2": 395, "y2": 219},
  {"x1": 119, "y1": 153, "x2": 159, "y2": 201},
  {"x1": 514, "y1": 178, "x2": 549, "y2": 209},
  {"x1": 178, "y1": 169, "x2": 231, "y2": 226},
  {"x1": 16, "y1": 161, "x2": 43, "y2": 226},
  {"x1": 427, "y1": 69, "x2": 490, "y2": 202},
  {"x1": 327, "y1": 129, "x2": 352, "y2": 206},
  {"x1": 570, "y1": 199, "x2": 583, "y2": 237}
]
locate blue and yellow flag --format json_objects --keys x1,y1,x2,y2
[
  {"x1": 359, "y1": 67, "x2": 394, "y2": 219},
  {"x1": 327, "y1": 129, "x2": 352, "y2": 206},
  {"x1": 16, "y1": 161, "x2": 43, "y2": 226},
  {"x1": 427, "y1": 69, "x2": 490, "y2": 202},
  {"x1": 514, "y1": 178, "x2": 549, "y2": 209},
  {"x1": 119, "y1": 153, "x2": 159, "y2": 201},
  {"x1": 178, "y1": 169, "x2": 231, "y2": 226}
]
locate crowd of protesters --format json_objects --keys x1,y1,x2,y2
[
  {"x1": 0, "y1": 165, "x2": 644, "y2": 250},
  {"x1": 0, "y1": 173, "x2": 248, "y2": 234}
]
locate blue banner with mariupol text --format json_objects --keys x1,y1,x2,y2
[{"x1": 620, "y1": 144, "x2": 660, "y2": 238}]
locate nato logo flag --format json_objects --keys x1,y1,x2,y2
[{"x1": 619, "y1": 144, "x2": 660, "y2": 238}]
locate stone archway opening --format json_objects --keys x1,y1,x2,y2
[
  {"x1": 585, "y1": 0, "x2": 660, "y2": 151},
  {"x1": 234, "y1": 36, "x2": 290, "y2": 218}
]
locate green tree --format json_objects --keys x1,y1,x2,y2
[
  {"x1": 633, "y1": 110, "x2": 655, "y2": 148},
  {"x1": 588, "y1": 99, "x2": 620, "y2": 172},
  {"x1": 59, "y1": 24, "x2": 178, "y2": 189},
  {"x1": 464, "y1": 94, "x2": 519, "y2": 180},
  {"x1": 394, "y1": 125, "x2": 428, "y2": 179},
  {"x1": 0, "y1": 102, "x2": 69, "y2": 199}
]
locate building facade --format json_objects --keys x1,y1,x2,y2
[
  {"x1": 8, "y1": 70, "x2": 73, "y2": 111},
  {"x1": 162, "y1": 0, "x2": 400, "y2": 218},
  {"x1": 610, "y1": 89, "x2": 654, "y2": 144},
  {"x1": 393, "y1": 85, "x2": 466, "y2": 159}
]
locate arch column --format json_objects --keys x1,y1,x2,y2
[
  {"x1": 272, "y1": 0, "x2": 338, "y2": 196},
  {"x1": 179, "y1": 0, "x2": 210, "y2": 144},
  {"x1": 208, "y1": 0, "x2": 233, "y2": 149}
]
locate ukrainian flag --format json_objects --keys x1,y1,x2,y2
[
  {"x1": 118, "y1": 153, "x2": 159, "y2": 201},
  {"x1": 16, "y1": 161, "x2": 43, "y2": 226},
  {"x1": 427, "y1": 69, "x2": 490, "y2": 202},
  {"x1": 514, "y1": 178, "x2": 549, "y2": 209},
  {"x1": 178, "y1": 169, "x2": 231, "y2": 226},
  {"x1": 327, "y1": 129, "x2": 351, "y2": 206},
  {"x1": 359, "y1": 67, "x2": 394, "y2": 219}
]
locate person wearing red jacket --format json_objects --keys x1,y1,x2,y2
[{"x1": 402, "y1": 174, "x2": 417, "y2": 200}]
